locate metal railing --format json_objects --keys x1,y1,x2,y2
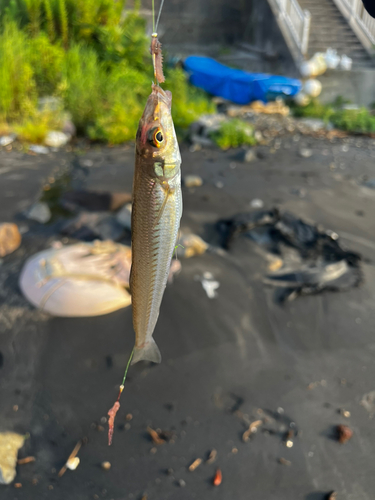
[
  {"x1": 333, "y1": 0, "x2": 375, "y2": 51},
  {"x1": 274, "y1": 0, "x2": 311, "y2": 56}
]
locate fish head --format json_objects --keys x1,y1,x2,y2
[{"x1": 136, "y1": 84, "x2": 181, "y2": 175}]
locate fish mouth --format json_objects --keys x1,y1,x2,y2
[{"x1": 151, "y1": 84, "x2": 172, "y2": 108}]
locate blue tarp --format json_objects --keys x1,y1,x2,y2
[{"x1": 184, "y1": 56, "x2": 302, "y2": 104}]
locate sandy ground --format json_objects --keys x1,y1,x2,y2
[{"x1": 1, "y1": 134, "x2": 375, "y2": 500}]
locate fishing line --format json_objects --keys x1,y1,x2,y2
[
  {"x1": 155, "y1": 0, "x2": 166, "y2": 33},
  {"x1": 119, "y1": 348, "x2": 134, "y2": 392},
  {"x1": 152, "y1": 0, "x2": 155, "y2": 33}
]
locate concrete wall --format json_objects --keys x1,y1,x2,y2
[
  {"x1": 137, "y1": 0, "x2": 252, "y2": 45},
  {"x1": 319, "y1": 69, "x2": 375, "y2": 107}
]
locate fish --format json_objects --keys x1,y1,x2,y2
[{"x1": 130, "y1": 83, "x2": 182, "y2": 365}]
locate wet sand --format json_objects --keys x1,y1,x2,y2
[{"x1": 1, "y1": 135, "x2": 375, "y2": 499}]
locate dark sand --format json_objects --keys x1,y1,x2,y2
[{"x1": 1, "y1": 135, "x2": 375, "y2": 499}]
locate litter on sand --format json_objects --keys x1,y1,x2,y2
[
  {"x1": 0, "y1": 433, "x2": 25, "y2": 485},
  {"x1": 199, "y1": 272, "x2": 220, "y2": 299},
  {"x1": 217, "y1": 208, "x2": 361, "y2": 302},
  {"x1": 19, "y1": 241, "x2": 132, "y2": 317}
]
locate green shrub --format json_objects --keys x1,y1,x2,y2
[
  {"x1": 292, "y1": 98, "x2": 375, "y2": 134},
  {"x1": 164, "y1": 67, "x2": 215, "y2": 129},
  {"x1": 61, "y1": 43, "x2": 104, "y2": 133},
  {"x1": 29, "y1": 32, "x2": 64, "y2": 94},
  {"x1": 15, "y1": 108, "x2": 62, "y2": 143},
  {"x1": 331, "y1": 108, "x2": 375, "y2": 133},
  {"x1": 0, "y1": 4, "x2": 216, "y2": 144},
  {"x1": 0, "y1": 20, "x2": 36, "y2": 120},
  {"x1": 211, "y1": 119, "x2": 257, "y2": 150}
]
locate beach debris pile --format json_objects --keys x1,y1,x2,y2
[{"x1": 217, "y1": 208, "x2": 362, "y2": 302}]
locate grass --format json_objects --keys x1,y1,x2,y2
[
  {"x1": 0, "y1": 0, "x2": 214, "y2": 144},
  {"x1": 211, "y1": 119, "x2": 257, "y2": 150},
  {"x1": 291, "y1": 98, "x2": 375, "y2": 134}
]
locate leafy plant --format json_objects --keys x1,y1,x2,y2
[
  {"x1": 0, "y1": 20, "x2": 36, "y2": 120},
  {"x1": 211, "y1": 119, "x2": 257, "y2": 150}
]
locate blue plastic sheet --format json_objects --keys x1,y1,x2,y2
[{"x1": 184, "y1": 56, "x2": 302, "y2": 104}]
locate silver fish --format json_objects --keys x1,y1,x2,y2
[{"x1": 130, "y1": 84, "x2": 182, "y2": 364}]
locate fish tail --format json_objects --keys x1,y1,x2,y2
[{"x1": 131, "y1": 338, "x2": 162, "y2": 365}]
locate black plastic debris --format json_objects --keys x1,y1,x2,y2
[
  {"x1": 61, "y1": 212, "x2": 125, "y2": 241},
  {"x1": 60, "y1": 190, "x2": 131, "y2": 212},
  {"x1": 217, "y1": 208, "x2": 362, "y2": 302}
]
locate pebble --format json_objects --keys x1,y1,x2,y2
[
  {"x1": 0, "y1": 223, "x2": 21, "y2": 257},
  {"x1": 184, "y1": 175, "x2": 203, "y2": 188},
  {"x1": 250, "y1": 198, "x2": 264, "y2": 208},
  {"x1": 45, "y1": 131, "x2": 70, "y2": 148},
  {"x1": 25, "y1": 202, "x2": 51, "y2": 223},
  {"x1": 178, "y1": 479, "x2": 186, "y2": 487},
  {"x1": 299, "y1": 148, "x2": 313, "y2": 158},
  {"x1": 244, "y1": 149, "x2": 257, "y2": 163},
  {"x1": 101, "y1": 461, "x2": 111, "y2": 470}
]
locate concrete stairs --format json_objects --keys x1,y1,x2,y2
[{"x1": 298, "y1": 0, "x2": 374, "y2": 68}]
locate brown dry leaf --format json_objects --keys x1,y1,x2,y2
[
  {"x1": 327, "y1": 492, "x2": 337, "y2": 500},
  {"x1": 207, "y1": 449, "x2": 217, "y2": 464},
  {"x1": 17, "y1": 456, "x2": 36, "y2": 465},
  {"x1": 337, "y1": 424, "x2": 353, "y2": 444},
  {"x1": 147, "y1": 427, "x2": 165, "y2": 445},
  {"x1": 213, "y1": 468, "x2": 222, "y2": 486},
  {"x1": 188, "y1": 458, "x2": 202, "y2": 472},
  {"x1": 278, "y1": 457, "x2": 291, "y2": 466},
  {"x1": 243, "y1": 419, "x2": 263, "y2": 442}
]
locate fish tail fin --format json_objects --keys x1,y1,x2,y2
[{"x1": 131, "y1": 338, "x2": 162, "y2": 365}]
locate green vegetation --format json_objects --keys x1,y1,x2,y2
[
  {"x1": 0, "y1": 0, "x2": 214, "y2": 144},
  {"x1": 292, "y1": 98, "x2": 375, "y2": 134},
  {"x1": 211, "y1": 119, "x2": 257, "y2": 150}
]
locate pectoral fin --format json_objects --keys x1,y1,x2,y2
[{"x1": 153, "y1": 185, "x2": 170, "y2": 229}]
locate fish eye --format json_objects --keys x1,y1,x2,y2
[
  {"x1": 153, "y1": 128, "x2": 164, "y2": 147},
  {"x1": 148, "y1": 127, "x2": 164, "y2": 148}
]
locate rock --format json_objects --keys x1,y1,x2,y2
[
  {"x1": 44, "y1": 131, "x2": 70, "y2": 148},
  {"x1": 82, "y1": 159, "x2": 94, "y2": 168},
  {"x1": 116, "y1": 203, "x2": 132, "y2": 230},
  {"x1": 26, "y1": 202, "x2": 51, "y2": 223},
  {"x1": 0, "y1": 134, "x2": 16, "y2": 147},
  {"x1": 298, "y1": 118, "x2": 325, "y2": 132},
  {"x1": 299, "y1": 148, "x2": 313, "y2": 158},
  {"x1": 250, "y1": 198, "x2": 264, "y2": 208},
  {"x1": 244, "y1": 149, "x2": 257, "y2": 163},
  {"x1": 179, "y1": 233, "x2": 209, "y2": 258},
  {"x1": 29, "y1": 145, "x2": 49, "y2": 154},
  {"x1": 254, "y1": 130, "x2": 263, "y2": 142},
  {"x1": 62, "y1": 119, "x2": 76, "y2": 137},
  {"x1": 101, "y1": 461, "x2": 111, "y2": 470},
  {"x1": 183, "y1": 175, "x2": 203, "y2": 188},
  {"x1": 61, "y1": 190, "x2": 131, "y2": 212},
  {"x1": 0, "y1": 223, "x2": 21, "y2": 257},
  {"x1": 190, "y1": 135, "x2": 214, "y2": 147},
  {"x1": 61, "y1": 212, "x2": 124, "y2": 241},
  {"x1": 0, "y1": 432, "x2": 25, "y2": 484}
]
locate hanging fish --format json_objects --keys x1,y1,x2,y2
[{"x1": 130, "y1": 83, "x2": 182, "y2": 364}]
